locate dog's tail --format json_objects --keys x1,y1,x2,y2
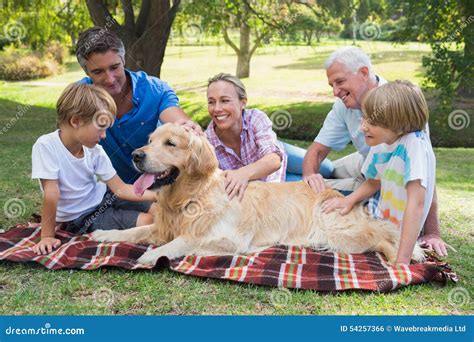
[
  {"x1": 372, "y1": 219, "x2": 426, "y2": 263},
  {"x1": 411, "y1": 242, "x2": 426, "y2": 263}
]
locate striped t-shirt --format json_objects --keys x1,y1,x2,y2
[{"x1": 361, "y1": 131, "x2": 436, "y2": 231}]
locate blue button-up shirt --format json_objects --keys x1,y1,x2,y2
[{"x1": 79, "y1": 70, "x2": 179, "y2": 183}]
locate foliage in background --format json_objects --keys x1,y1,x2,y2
[
  {"x1": 393, "y1": 0, "x2": 473, "y2": 102},
  {"x1": 0, "y1": 45, "x2": 64, "y2": 80},
  {"x1": 281, "y1": 3, "x2": 342, "y2": 45},
  {"x1": 180, "y1": 0, "x2": 299, "y2": 78},
  {"x1": 0, "y1": 0, "x2": 92, "y2": 52},
  {"x1": 0, "y1": 0, "x2": 89, "y2": 80},
  {"x1": 85, "y1": 0, "x2": 180, "y2": 78}
]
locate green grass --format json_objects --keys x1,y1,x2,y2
[{"x1": 0, "y1": 42, "x2": 473, "y2": 315}]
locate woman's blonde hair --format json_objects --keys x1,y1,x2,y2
[
  {"x1": 56, "y1": 83, "x2": 117, "y2": 128},
  {"x1": 207, "y1": 73, "x2": 247, "y2": 100},
  {"x1": 362, "y1": 80, "x2": 428, "y2": 134}
]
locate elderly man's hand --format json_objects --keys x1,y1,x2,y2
[
  {"x1": 418, "y1": 233, "x2": 449, "y2": 257},
  {"x1": 303, "y1": 173, "x2": 327, "y2": 193},
  {"x1": 176, "y1": 119, "x2": 204, "y2": 136}
]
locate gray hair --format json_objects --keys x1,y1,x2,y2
[
  {"x1": 207, "y1": 73, "x2": 247, "y2": 100},
  {"x1": 324, "y1": 46, "x2": 375, "y2": 81},
  {"x1": 76, "y1": 27, "x2": 125, "y2": 71}
]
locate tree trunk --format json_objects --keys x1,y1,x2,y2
[
  {"x1": 352, "y1": 12, "x2": 357, "y2": 45},
  {"x1": 236, "y1": 21, "x2": 251, "y2": 78},
  {"x1": 308, "y1": 31, "x2": 314, "y2": 45},
  {"x1": 457, "y1": 1, "x2": 474, "y2": 97},
  {"x1": 86, "y1": 0, "x2": 180, "y2": 78}
]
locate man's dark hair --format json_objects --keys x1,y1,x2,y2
[{"x1": 76, "y1": 27, "x2": 125, "y2": 71}]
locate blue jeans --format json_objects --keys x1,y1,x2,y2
[{"x1": 281, "y1": 142, "x2": 334, "y2": 182}]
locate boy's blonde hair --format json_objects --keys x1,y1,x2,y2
[
  {"x1": 56, "y1": 83, "x2": 117, "y2": 128},
  {"x1": 362, "y1": 80, "x2": 428, "y2": 134}
]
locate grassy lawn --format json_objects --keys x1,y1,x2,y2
[{"x1": 0, "y1": 42, "x2": 472, "y2": 315}]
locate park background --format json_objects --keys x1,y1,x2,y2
[{"x1": 0, "y1": 0, "x2": 472, "y2": 315}]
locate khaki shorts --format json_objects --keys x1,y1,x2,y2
[{"x1": 324, "y1": 152, "x2": 365, "y2": 192}]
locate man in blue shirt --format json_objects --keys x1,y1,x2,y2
[
  {"x1": 302, "y1": 46, "x2": 448, "y2": 257},
  {"x1": 75, "y1": 27, "x2": 201, "y2": 183}
]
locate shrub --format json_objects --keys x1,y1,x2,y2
[
  {"x1": 43, "y1": 41, "x2": 68, "y2": 64},
  {"x1": 0, "y1": 47, "x2": 62, "y2": 81}
]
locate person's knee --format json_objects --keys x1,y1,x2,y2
[{"x1": 136, "y1": 213, "x2": 154, "y2": 226}]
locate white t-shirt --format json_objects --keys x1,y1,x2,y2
[
  {"x1": 315, "y1": 76, "x2": 388, "y2": 158},
  {"x1": 361, "y1": 131, "x2": 436, "y2": 231},
  {"x1": 31, "y1": 130, "x2": 117, "y2": 222}
]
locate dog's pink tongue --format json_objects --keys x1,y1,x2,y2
[{"x1": 133, "y1": 173, "x2": 156, "y2": 196}]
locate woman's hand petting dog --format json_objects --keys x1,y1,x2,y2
[
  {"x1": 223, "y1": 169, "x2": 250, "y2": 201},
  {"x1": 321, "y1": 196, "x2": 355, "y2": 215},
  {"x1": 32, "y1": 237, "x2": 61, "y2": 255}
]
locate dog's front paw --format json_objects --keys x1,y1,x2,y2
[
  {"x1": 90, "y1": 229, "x2": 119, "y2": 242},
  {"x1": 137, "y1": 249, "x2": 162, "y2": 265}
]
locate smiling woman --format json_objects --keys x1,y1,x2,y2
[{"x1": 205, "y1": 73, "x2": 288, "y2": 201}]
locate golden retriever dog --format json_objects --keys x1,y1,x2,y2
[{"x1": 92, "y1": 123, "x2": 424, "y2": 265}]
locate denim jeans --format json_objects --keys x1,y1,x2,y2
[{"x1": 281, "y1": 142, "x2": 334, "y2": 182}]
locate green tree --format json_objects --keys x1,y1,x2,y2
[
  {"x1": 85, "y1": 0, "x2": 180, "y2": 77},
  {"x1": 0, "y1": 0, "x2": 91, "y2": 51},
  {"x1": 181, "y1": 0, "x2": 294, "y2": 78},
  {"x1": 394, "y1": 0, "x2": 473, "y2": 100},
  {"x1": 286, "y1": 3, "x2": 341, "y2": 45}
]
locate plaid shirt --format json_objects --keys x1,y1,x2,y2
[{"x1": 206, "y1": 108, "x2": 287, "y2": 182}]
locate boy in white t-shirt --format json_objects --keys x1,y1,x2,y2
[
  {"x1": 322, "y1": 81, "x2": 436, "y2": 265},
  {"x1": 31, "y1": 83, "x2": 156, "y2": 255}
]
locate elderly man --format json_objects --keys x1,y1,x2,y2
[
  {"x1": 303, "y1": 46, "x2": 448, "y2": 256},
  {"x1": 75, "y1": 27, "x2": 201, "y2": 184}
]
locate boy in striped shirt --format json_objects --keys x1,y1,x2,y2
[{"x1": 322, "y1": 81, "x2": 435, "y2": 265}]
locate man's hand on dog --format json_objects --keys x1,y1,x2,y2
[
  {"x1": 303, "y1": 173, "x2": 328, "y2": 193},
  {"x1": 32, "y1": 237, "x2": 61, "y2": 255},
  {"x1": 175, "y1": 119, "x2": 204, "y2": 136},
  {"x1": 223, "y1": 169, "x2": 250, "y2": 202},
  {"x1": 418, "y1": 233, "x2": 449, "y2": 257}
]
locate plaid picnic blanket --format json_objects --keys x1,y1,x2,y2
[{"x1": 0, "y1": 224, "x2": 457, "y2": 292}]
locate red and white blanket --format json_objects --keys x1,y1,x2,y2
[{"x1": 0, "y1": 224, "x2": 457, "y2": 292}]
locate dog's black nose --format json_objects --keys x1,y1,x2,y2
[{"x1": 132, "y1": 150, "x2": 146, "y2": 163}]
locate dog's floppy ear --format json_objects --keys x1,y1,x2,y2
[{"x1": 186, "y1": 134, "x2": 218, "y2": 176}]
